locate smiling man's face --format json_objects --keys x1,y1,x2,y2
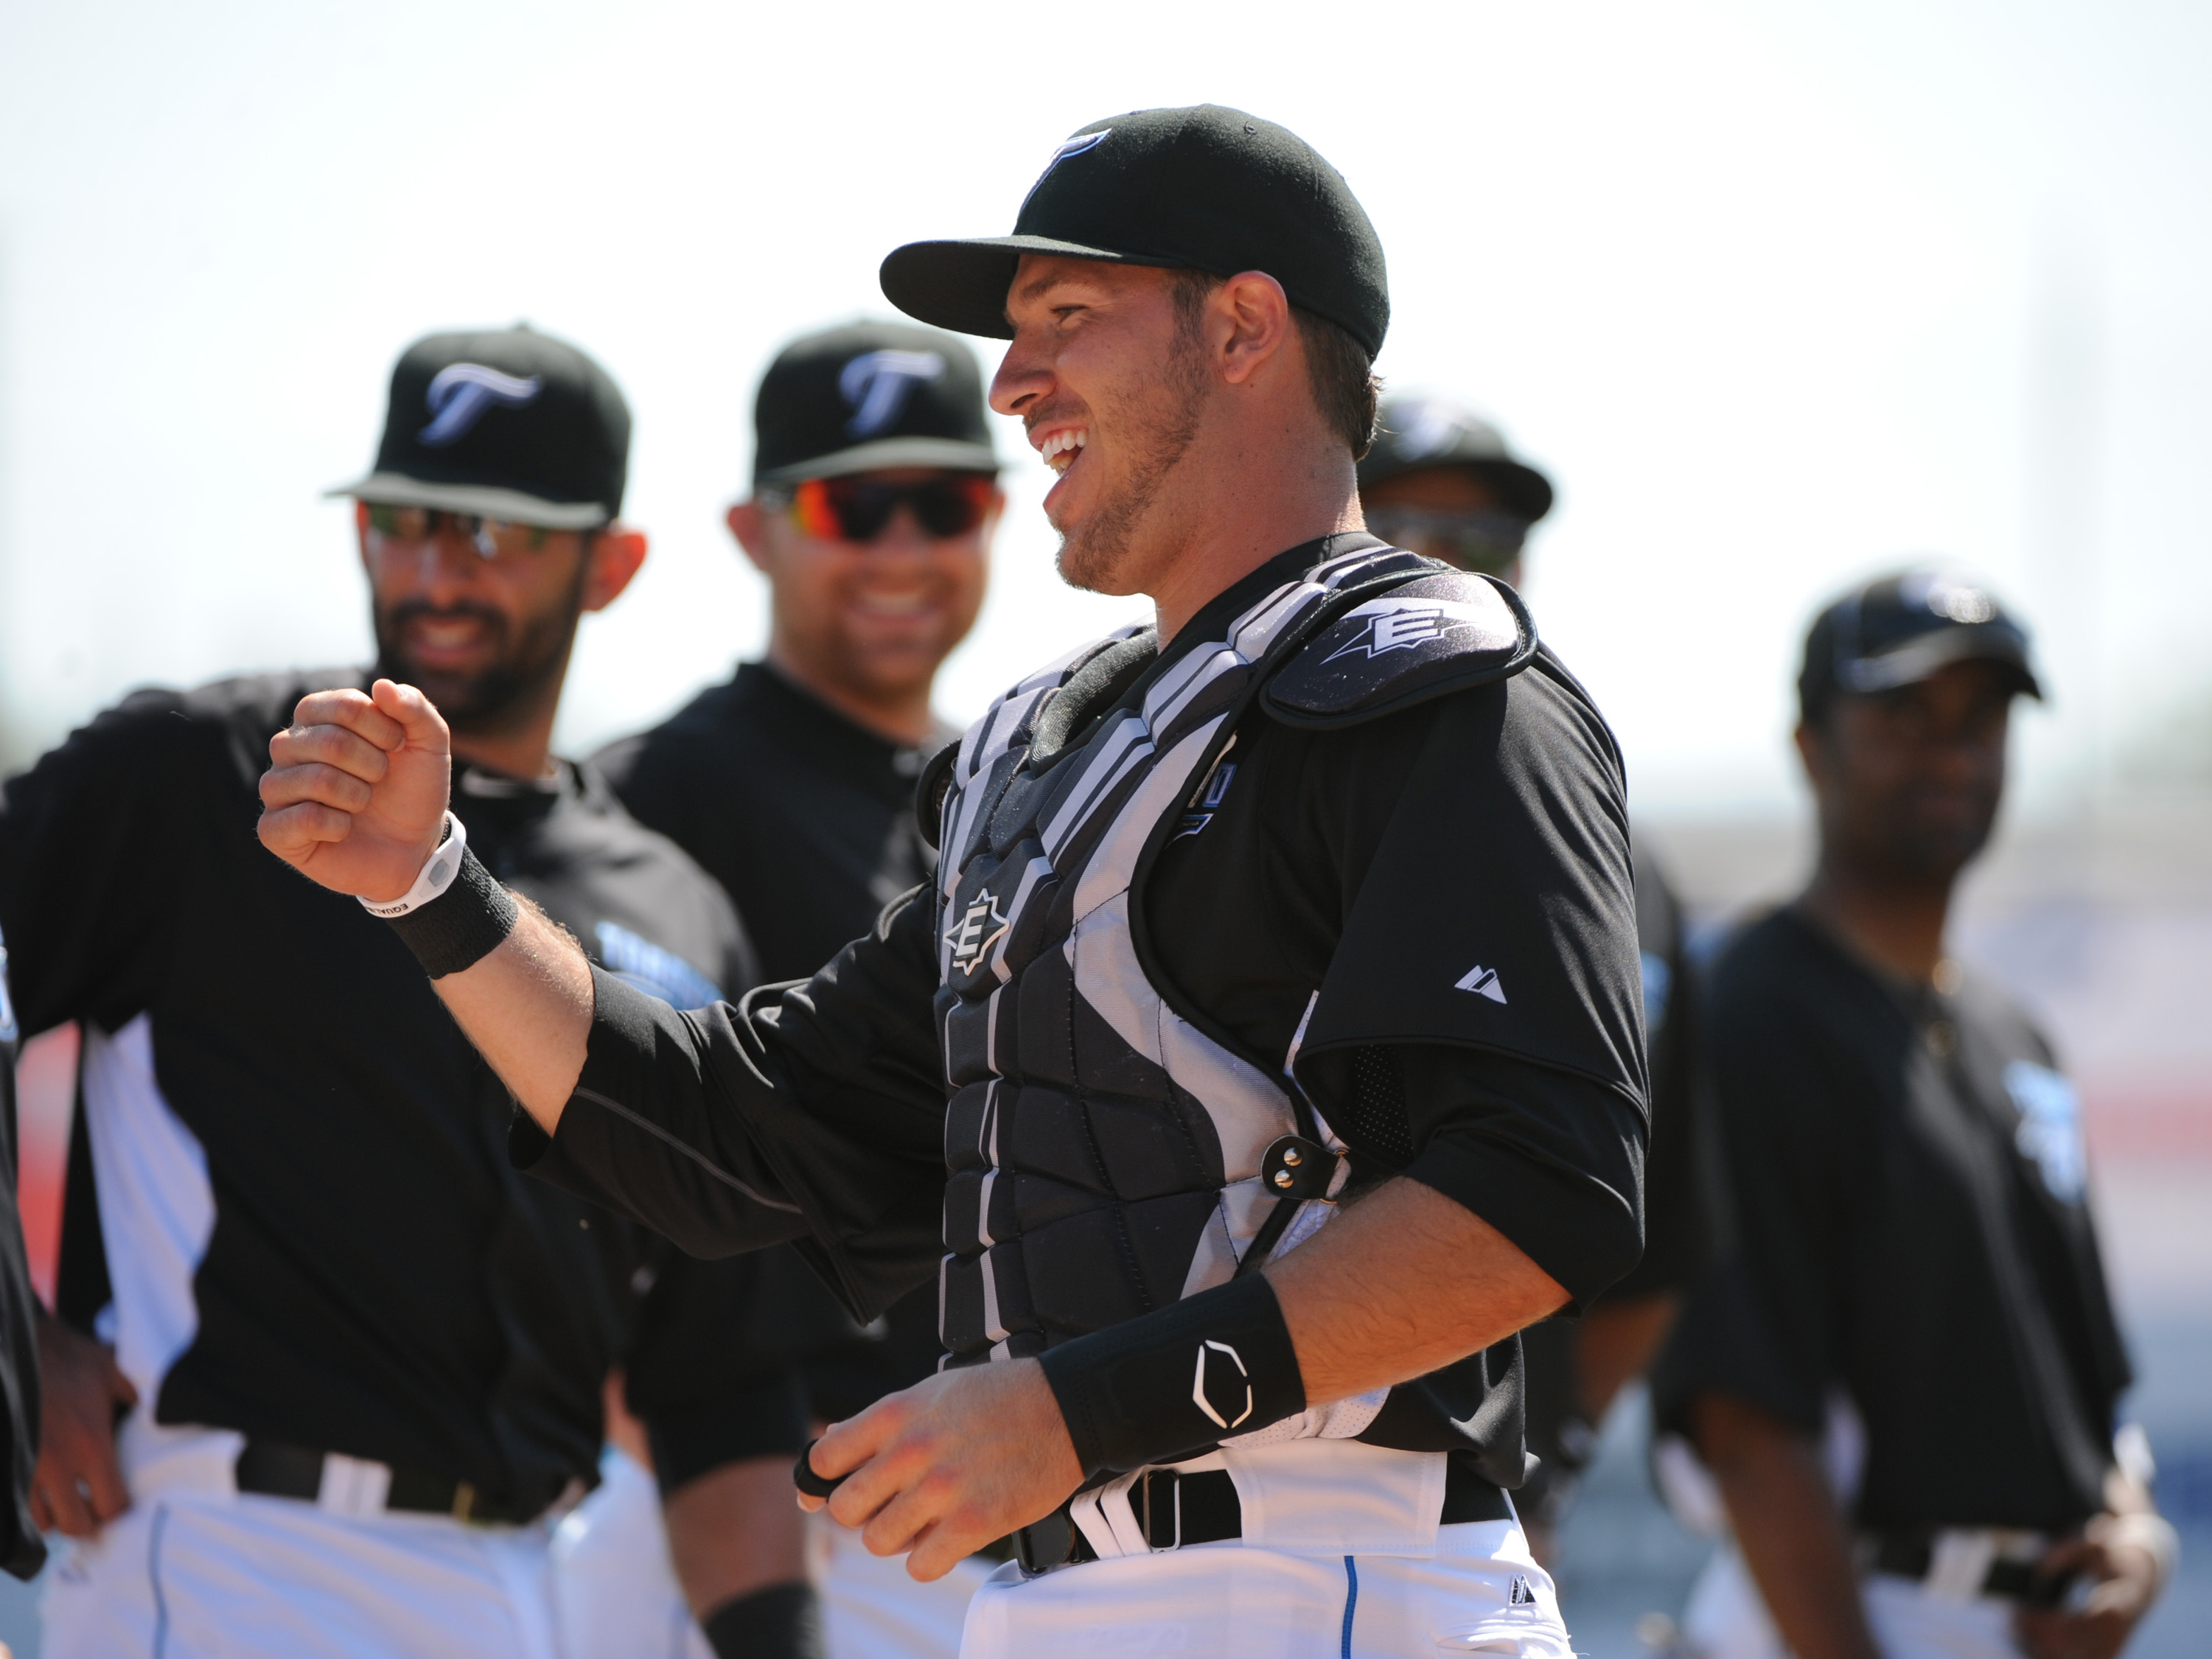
[
  {"x1": 360, "y1": 505, "x2": 596, "y2": 735},
  {"x1": 736, "y1": 466, "x2": 995, "y2": 708},
  {"x1": 991, "y1": 256, "x2": 1213, "y2": 598}
]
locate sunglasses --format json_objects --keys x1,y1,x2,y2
[
  {"x1": 778, "y1": 474, "x2": 996, "y2": 544},
  {"x1": 365, "y1": 504, "x2": 561, "y2": 561},
  {"x1": 1363, "y1": 506, "x2": 1531, "y2": 576}
]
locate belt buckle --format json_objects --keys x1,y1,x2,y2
[{"x1": 1140, "y1": 1468, "x2": 1182, "y2": 1552}]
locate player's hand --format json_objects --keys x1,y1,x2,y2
[
  {"x1": 259, "y1": 680, "x2": 452, "y2": 903},
  {"x1": 2015, "y1": 1517, "x2": 2164, "y2": 1659},
  {"x1": 798, "y1": 1358, "x2": 1082, "y2": 1582},
  {"x1": 30, "y1": 1308, "x2": 138, "y2": 1538}
]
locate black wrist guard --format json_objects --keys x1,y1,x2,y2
[
  {"x1": 699, "y1": 1580, "x2": 823, "y2": 1659},
  {"x1": 384, "y1": 845, "x2": 518, "y2": 978},
  {"x1": 1039, "y1": 1274, "x2": 1306, "y2": 1480}
]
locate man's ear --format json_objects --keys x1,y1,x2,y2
[
  {"x1": 581, "y1": 525, "x2": 649, "y2": 613},
  {"x1": 1214, "y1": 270, "x2": 1294, "y2": 388},
  {"x1": 354, "y1": 500, "x2": 373, "y2": 574},
  {"x1": 1793, "y1": 719, "x2": 1829, "y2": 792},
  {"x1": 727, "y1": 500, "x2": 776, "y2": 576}
]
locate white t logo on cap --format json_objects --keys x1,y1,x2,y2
[
  {"x1": 840, "y1": 349, "x2": 946, "y2": 439},
  {"x1": 419, "y1": 363, "x2": 544, "y2": 448}
]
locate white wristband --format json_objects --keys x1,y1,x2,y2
[
  {"x1": 357, "y1": 813, "x2": 468, "y2": 919},
  {"x1": 2103, "y1": 1511, "x2": 2179, "y2": 1593}
]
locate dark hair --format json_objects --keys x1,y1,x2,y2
[{"x1": 1170, "y1": 270, "x2": 1381, "y2": 458}]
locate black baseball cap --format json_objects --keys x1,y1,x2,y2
[
  {"x1": 1358, "y1": 396, "x2": 1556, "y2": 524},
  {"x1": 1799, "y1": 569, "x2": 2044, "y2": 723},
  {"x1": 751, "y1": 321, "x2": 998, "y2": 491},
  {"x1": 327, "y1": 324, "x2": 629, "y2": 529},
  {"x1": 880, "y1": 105, "x2": 1389, "y2": 358}
]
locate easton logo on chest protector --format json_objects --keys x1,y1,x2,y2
[{"x1": 927, "y1": 543, "x2": 1538, "y2": 1373}]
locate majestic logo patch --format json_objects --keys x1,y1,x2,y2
[
  {"x1": 1323, "y1": 598, "x2": 1510, "y2": 663},
  {"x1": 1510, "y1": 1575, "x2": 1538, "y2": 1606},
  {"x1": 418, "y1": 363, "x2": 544, "y2": 447},
  {"x1": 1191, "y1": 1339, "x2": 1253, "y2": 1430},
  {"x1": 943, "y1": 887, "x2": 1011, "y2": 974},
  {"x1": 839, "y1": 349, "x2": 946, "y2": 439},
  {"x1": 1455, "y1": 964, "x2": 1507, "y2": 1004}
]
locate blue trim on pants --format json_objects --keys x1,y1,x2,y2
[{"x1": 1341, "y1": 1555, "x2": 1359, "y2": 1658}]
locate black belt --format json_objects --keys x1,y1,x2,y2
[
  {"x1": 1866, "y1": 1531, "x2": 2075, "y2": 1607},
  {"x1": 1015, "y1": 1454, "x2": 1514, "y2": 1576},
  {"x1": 234, "y1": 1439, "x2": 551, "y2": 1527}
]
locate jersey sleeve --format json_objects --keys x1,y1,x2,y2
[
  {"x1": 0, "y1": 689, "x2": 201, "y2": 1038},
  {"x1": 514, "y1": 886, "x2": 949, "y2": 1323},
  {"x1": 1293, "y1": 659, "x2": 1650, "y2": 1307}
]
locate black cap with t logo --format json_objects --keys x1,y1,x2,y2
[
  {"x1": 327, "y1": 324, "x2": 629, "y2": 529},
  {"x1": 879, "y1": 105, "x2": 1389, "y2": 359},
  {"x1": 1798, "y1": 570, "x2": 2044, "y2": 724},
  {"x1": 751, "y1": 321, "x2": 999, "y2": 491}
]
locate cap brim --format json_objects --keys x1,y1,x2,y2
[
  {"x1": 1845, "y1": 626, "x2": 2044, "y2": 700},
  {"x1": 880, "y1": 236, "x2": 1187, "y2": 340},
  {"x1": 756, "y1": 436, "x2": 1001, "y2": 490},
  {"x1": 324, "y1": 472, "x2": 611, "y2": 530},
  {"x1": 1358, "y1": 453, "x2": 1555, "y2": 524}
]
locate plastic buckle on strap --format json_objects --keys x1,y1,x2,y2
[{"x1": 1139, "y1": 1468, "x2": 1183, "y2": 1552}]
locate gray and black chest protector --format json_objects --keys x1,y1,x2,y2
[{"x1": 927, "y1": 542, "x2": 1537, "y2": 1368}]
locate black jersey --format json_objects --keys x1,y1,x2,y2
[
  {"x1": 596, "y1": 663, "x2": 943, "y2": 983},
  {"x1": 0, "y1": 929, "x2": 42, "y2": 1578},
  {"x1": 0, "y1": 669, "x2": 823, "y2": 1513},
  {"x1": 1652, "y1": 907, "x2": 2131, "y2": 1532},
  {"x1": 596, "y1": 663, "x2": 952, "y2": 1421},
  {"x1": 522, "y1": 538, "x2": 1649, "y2": 1479}
]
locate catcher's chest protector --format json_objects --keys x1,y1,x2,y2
[{"x1": 932, "y1": 542, "x2": 1539, "y2": 1366}]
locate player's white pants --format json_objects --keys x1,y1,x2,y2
[
  {"x1": 43, "y1": 1418, "x2": 564, "y2": 1659},
  {"x1": 550, "y1": 1445, "x2": 988, "y2": 1659},
  {"x1": 960, "y1": 1517, "x2": 1569, "y2": 1659},
  {"x1": 1684, "y1": 1540, "x2": 2026, "y2": 1659}
]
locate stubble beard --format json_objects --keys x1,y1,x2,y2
[
  {"x1": 1053, "y1": 333, "x2": 1210, "y2": 596},
  {"x1": 372, "y1": 557, "x2": 588, "y2": 739}
]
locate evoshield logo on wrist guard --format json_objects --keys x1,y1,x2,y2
[{"x1": 1192, "y1": 1339, "x2": 1254, "y2": 1430}]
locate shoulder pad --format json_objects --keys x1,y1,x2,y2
[{"x1": 1260, "y1": 570, "x2": 1538, "y2": 727}]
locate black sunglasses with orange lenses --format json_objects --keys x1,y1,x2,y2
[
  {"x1": 364, "y1": 504, "x2": 561, "y2": 560},
  {"x1": 780, "y1": 474, "x2": 996, "y2": 544}
]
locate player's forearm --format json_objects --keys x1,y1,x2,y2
[
  {"x1": 1691, "y1": 1391, "x2": 1881, "y2": 1659},
  {"x1": 429, "y1": 896, "x2": 593, "y2": 1134},
  {"x1": 1263, "y1": 1176, "x2": 1568, "y2": 1406}
]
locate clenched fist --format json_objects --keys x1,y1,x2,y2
[{"x1": 259, "y1": 680, "x2": 453, "y2": 901}]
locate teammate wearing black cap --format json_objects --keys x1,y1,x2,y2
[
  {"x1": 262, "y1": 108, "x2": 1649, "y2": 1657},
  {"x1": 1651, "y1": 573, "x2": 2172, "y2": 1659},
  {"x1": 588, "y1": 321, "x2": 1002, "y2": 1657},
  {"x1": 0, "y1": 325, "x2": 831, "y2": 1658},
  {"x1": 1358, "y1": 395, "x2": 1714, "y2": 1567}
]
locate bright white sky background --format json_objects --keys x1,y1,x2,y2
[{"x1": 1, "y1": 0, "x2": 2207, "y2": 813}]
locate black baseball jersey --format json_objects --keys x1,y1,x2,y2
[
  {"x1": 521, "y1": 537, "x2": 1650, "y2": 1484},
  {"x1": 596, "y1": 663, "x2": 943, "y2": 983},
  {"x1": 1652, "y1": 907, "x2": 2131, "y2": 1531},
  {"x1": 0, "y1": 669, "x2": 828, "y2": 1513},
  {"x1": 596, "y1": 661, "x2": 952, "y2": 1422},
  {"x1": 0, "y1": 930, "x2": 42, "y2": 1579}
]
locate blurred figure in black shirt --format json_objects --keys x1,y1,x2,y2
[
  {"x1": 596, "y1": 319, "x2": 1002, "y2": 1658},
  {"x1": 1, "y1": 326, "x2": 828, "y2": 1659},
  {"x1": 1653, "y1": 573, "x2": 2171, "y2": 1659},
  {"x1": 1356, "y1": 395, "x2": 1715, "y2": 1564}
]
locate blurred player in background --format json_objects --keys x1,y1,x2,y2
[
  {"x1": 595, "y1": 318, "x2": 1002, "y2": 1658},
  {"x1": 1652, "y1": 573, "x2": 2173, "y2": 1659},
  {"x1": 0, "y1": 923, "x2": 41, "y2": 1594},
  {"x1": 0, "y1": 325, "x2": 831, "y2": 1659},
  {"x1": 1357, "y1": 396, "x2": 1716, "y2": 1567}
]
